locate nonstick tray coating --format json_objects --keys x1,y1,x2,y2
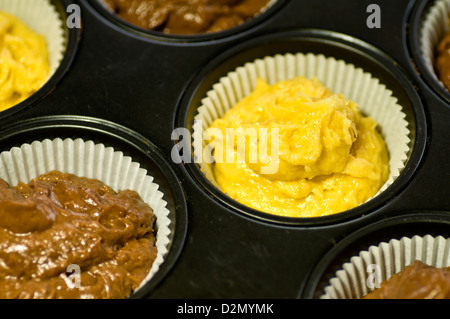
[{"x1": 0, "y1": 0, "x2": 449, "y2": 299}]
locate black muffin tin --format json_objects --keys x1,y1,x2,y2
[{"x1": 0, "y1": 0, "x2": 449, "y2": 299}]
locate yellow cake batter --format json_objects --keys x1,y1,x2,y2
[
  {"x1": 0, "y1": 11, "x2": 50, "y2": 112},
  {"x1": 207, "y1": 76, "x2": 389, "y2": 218}
]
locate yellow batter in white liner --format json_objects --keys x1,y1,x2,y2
[{"x1": 0, "y1": 11, "x2": 50, "y2": 111}]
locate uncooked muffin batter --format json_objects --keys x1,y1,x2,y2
[
  {"x1": 103, "y1": 0, "x2": 271, "y2": 34},
  {"x1": 0, "y1": 171, "x2": 157, "y2": 299},
  {"x1": 208, "y1": 77, "x2": 390, "y2": 218},
  {"x1": 435, "y1": 31, "x2": 450, "y2": 90},
  {"x1": 0, "y1": 11, "x2": 50, "y2": 112},
  {"x1": 363, "y1": 261, "x2": 450, "y2": 299}
]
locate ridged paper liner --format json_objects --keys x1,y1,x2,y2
[
  {"x1": 0, "y1": 138, "x2": 172, "y2": 295},
  {"x1": 0, "y1": 0, "x2": 66, "y2": 82},
  {"x1": 193, "y1": 53, "x2": 411, "y2": 211},
  {"x1": 419, "y1": 0, "x2": 450, "y2": 88},
  {"x1": 320, "y1": 235, "x2": 450, "y2": 299}
]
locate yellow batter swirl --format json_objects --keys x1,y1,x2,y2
[
  {"x1": 0, "y1": 11, "x2": 50, "y2": 112},
  {"x1": 208, "y1": 76, "x2": 390, "y2": 218}
]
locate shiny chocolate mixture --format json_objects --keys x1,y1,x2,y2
[
  {"x1": 363, "y1": 260, "x2": 450, "y2": 299},
  {"x1": 0, "y1": 171, "x2": 157, "y2": 299},
  {"x1": 103, "y1": 0, "x2": 271, "y2": 34},
  {"x1": 435, "y1": 32, "x2": 450, "y2": 90}
]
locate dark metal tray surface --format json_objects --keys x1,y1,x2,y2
[{"x1": 0, "y1": 0, "x2": 449, "y2": 299}]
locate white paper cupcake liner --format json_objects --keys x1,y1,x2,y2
[
  {"x1": 0, "y1": 138, "x2": 172, "y2": 295},
  {"x1": 193, "y1": 53, "x2": 411, "y2": 208},
  {"x1": 0, "y1": 0, "x2": 66, "y2": 82},
  {"x1": 254, "y1": 0, "x2": 278, "y2": 15},
  {"x1": 320, "y1": 235, "x2": 450, "y2": 299},
  {"x1": 419, "y1": 0, "x2": 450, "y2": 88}
]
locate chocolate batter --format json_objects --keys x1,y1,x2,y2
[
  {"x1": 363, "y1": 260, "x2": 450, "y2": 299},
  {"x1": 435, "y1": 32, "x2": 450, "y2": 90},
  {"x1": 0, "y1": 171, "x2": 157, "y2": 299},
  {"x1": 103, "y1": 0, "x2": 271, "y2": 34}
]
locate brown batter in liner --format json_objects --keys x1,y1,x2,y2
[
  {"x1": 0, "y1": 170, "x2": 157, "y2": 299},
  {"x1": 104, "y1": 0, "x2": 271, "y2": 35},
  {"x1": 435, "y1": 32, "x2": 450, "y2": 91},
  {"x1": 363, "y1": 260, "x2": 450, "y2": 299}
]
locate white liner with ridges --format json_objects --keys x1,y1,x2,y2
[
  {"x1": 0, "y1": 0, "x2": 66, "y2": 81},
  {"x1": 0, "y1": 138, "x2": 172, "y2": 293},
  {"x1": 193, "y1": 53, "x2": 411, "y2": 205},
  {"x1": 320, "y1": 235, "x2": 450, "y2": 299},
  {"x1": 419, "y1": 0, "x2": 450, "y2": 87}
]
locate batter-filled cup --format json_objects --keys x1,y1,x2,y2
[
  {"x1": 0, "y1": 138, "x2": 172, "y2": 298},
  {"x1": 96, "y1": 0, "x2": 278, "y2": 35},
  {"x1": 193, "y1": 53, "x2": 411, "y2": 218},
  {"x1": 319, "y1": 235, "x2": 450, "y2": 299},
  {"x1": 0, "y1": 0, "x2": 66, "y2": 111},
  {"x1": 418, "y1": 0, "x2": 450, "y2": 90}
]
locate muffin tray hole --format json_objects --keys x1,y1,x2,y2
[
  {"x1": 85, "y1": 0, "x2": 287, "y2": 43},
  {"x1": 407, "y1": 0, "x2": 450, "y2": 104},
  {"x1": 0, "y1": 0, "x2": 80, "y2": 120},
  {"x1": 0, "y1": 115, "x2": 188, "y2": 298},
  {"x1": 176, "y1": 29, "x2": 427, "y2": 226},
  {"x1": 301, "y1": 211, "x2": 450, "y2": 299}
]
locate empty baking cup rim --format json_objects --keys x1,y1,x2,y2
[
  {"x1": 83, "y1": 0, "x2": 287, "y2": 43},
  {"x1": 0, "y1": 115, "x2": 188, "y2": 299},
  {"x1": 175, "y1": 28, "x2": 428, "y2": 226},
  {"x1": 300, "y1": 211, "x2": 450, "y2": 299},
  {"x1": 407, "y1": 0, "x2": 450, "y2": 104},
  {"x1": 0, "y1": 0, "x2": 81, "y2": 120}
]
